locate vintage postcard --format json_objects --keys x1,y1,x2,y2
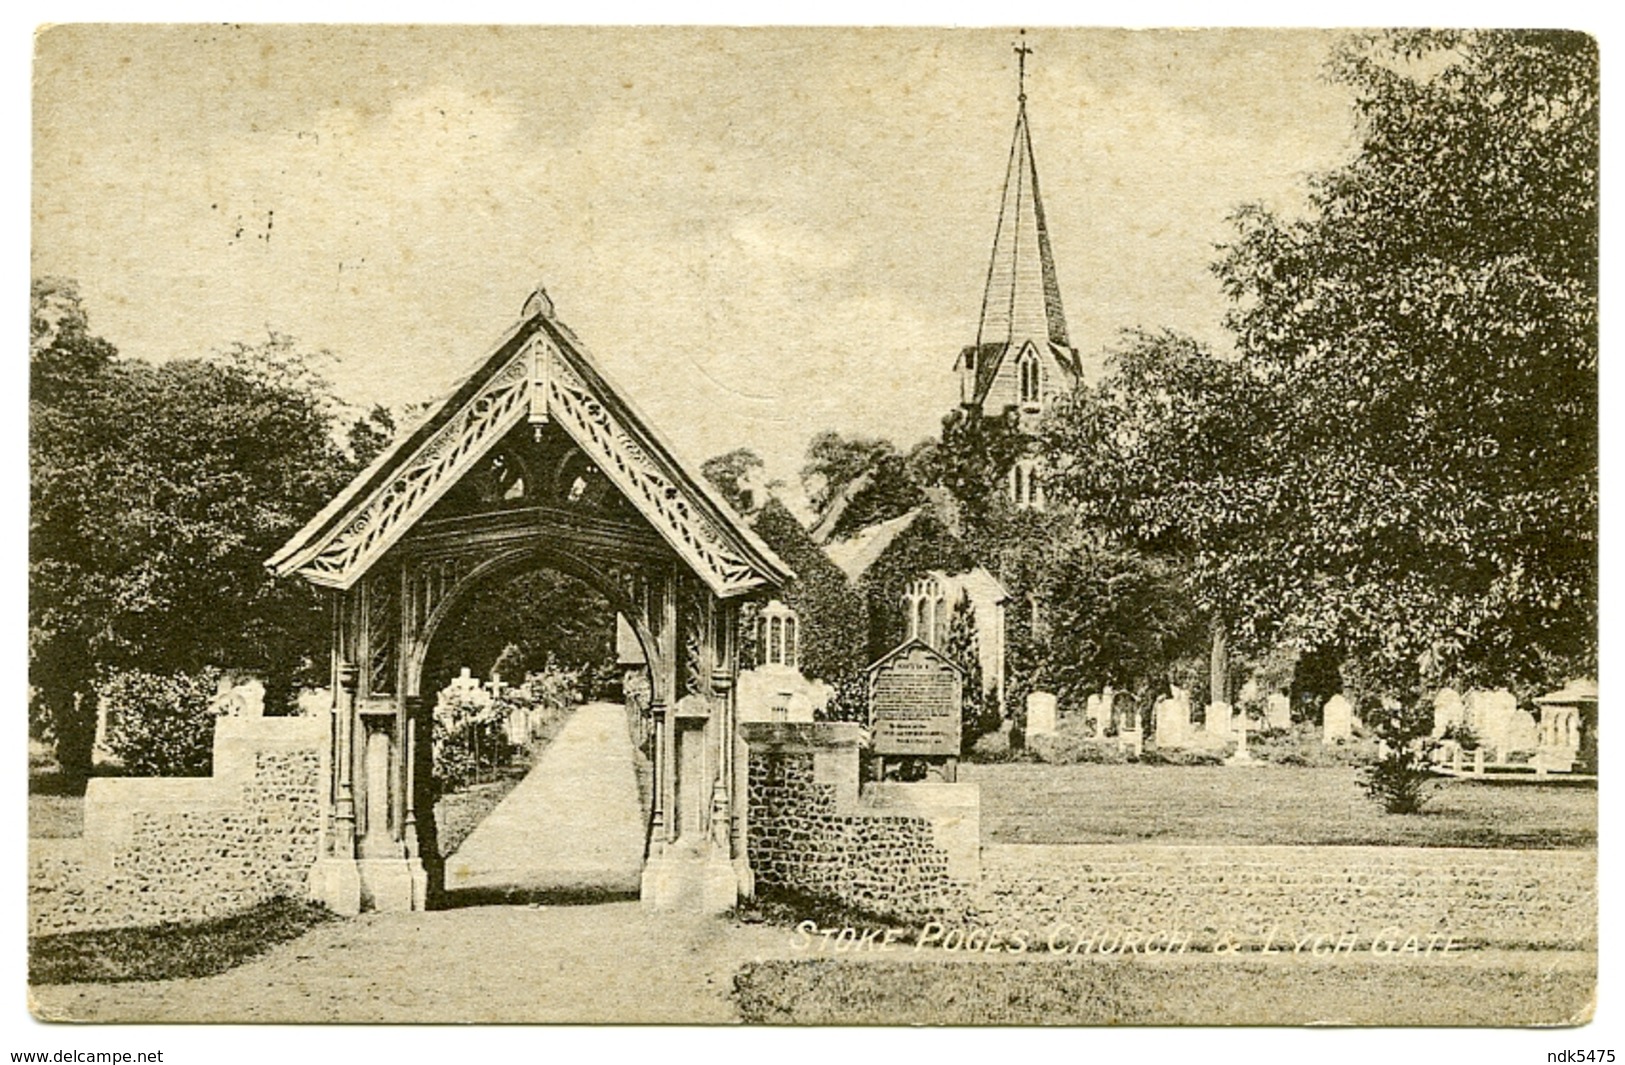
[{"x1": 26, "y1": 24, "x2": 1600, "y2": 1041}]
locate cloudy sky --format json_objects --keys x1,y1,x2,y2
[{"x1": 34, "y1": 26, "x2": 1357, "y2": 489}]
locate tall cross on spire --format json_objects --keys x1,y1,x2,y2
[{"x1": 1014, "y1": 30, "x2": 1032, "y2": 103}]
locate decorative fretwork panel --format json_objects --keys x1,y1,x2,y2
[
  {"x1": 542, "y1": 344, "x2": 764, "y2": 596},
  {"x1": 681, "y1": 581, "x2": 712, "y2": 697},
  {"x1": 288, "y1": 327, "x2": 773, "y2": 597},
  {"x1": 300, "y1": 355, "x2": 531, "y2": 584}
]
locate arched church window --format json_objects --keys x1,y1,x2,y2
[
  {"x1": 758, "y1": 600, "x2": 798, "y2": 668},
  {"x1": 1020, "y1": 355, "x2": 1041, "y2": 406},
  {"x1": 915, "y1": 597, "x2": 930, "y2": 645},
  {"x1": 933, "y1": 597, "x2": 948, "y2": 650}
]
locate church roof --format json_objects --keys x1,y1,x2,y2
[
  {"x1": 821, "y1": 507, "x2": 926, "y2": 583},
  {"x1": 966, "y1": 86, "x2": 1080, "y2": 405}
]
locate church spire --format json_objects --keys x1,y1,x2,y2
[{"x1": 975, "y1": 32, "x2": 1071, "y2": 356}]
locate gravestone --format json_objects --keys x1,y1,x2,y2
[
  {"x1": 209, "y1": 677, "x2": 266, "y2": 719},
  {"x1": 1026, "y1": 691, "x2": 1058, "y2": 737},
  {"x1": 1506, "y1": 709, "x2": 1539, "y2": 753},
  {"x1": 1322, "y1": 694, "x2": 1354, "y2": 744},
  {"x1": 1265, "y1": 692, "x2": 1292, "y2": 731},
  {"x1": 1155, "y1": 693, "x2": 1190, "y2": 747},
  {"x1": 1433, "y1": 688, "x2": 1465, "y2": 738},
  {"x1": 1466, "y1": 689, "x2": 1518, "y2": 758},
  {"x1": 1086, "y1": 692, "x2": 1106, "y2": 734},
  {"x1": 1206, "y1": 701, "x2": 1233, "y2": 737},
  {"x1": 868, "y1": 639, "x2": 963, "y2": 780}
]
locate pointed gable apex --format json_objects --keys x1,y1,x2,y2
[
  {"x1": 267, "y1": 289, "x2": 792, "y2": 598},
  {"x1": 964, "y1": 70, "x2": 1081, "y2": 409}
]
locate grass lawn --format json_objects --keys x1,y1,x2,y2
[
  {"x1": 29, "y1": 898, "x2": 334, "y2": 985},
  {"x1": 961, "y1": 763, "x2": 1595, "y2": 849},
  {"x1": 732, "y1": 953, "x2": 1594, "y2": 1025},
  {"x1": 29, "y1": 759, "x2": 86, "y2": 839}
]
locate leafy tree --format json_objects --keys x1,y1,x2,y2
[
  {"x1": 347, "y1": 404, "x2": 397, "y2": 469},
  {"x1": 944, "y1": 593, "x2": 1000, "y2": 753},
  {"x1": 422, "y1": 569, "x2": 617, "y2": 699},
  {"x1": 30, "y1": 284, "x2": 359, "y2": 780},
  {"x1": 97, "y1": 667, "x2": 224, "y2": 777},
  {"x1": 1042, "y1": 329, "x2": 1276, "y2": 703},
  {"x1": 801, "y1": 430, "x2": 924, "y2": 540},
  {"x1": 1360, "y1": 698, "x2": 1438, "y2": 814},
  {"x1": 1039, "y1": 544, "x2": 1206, "y2": 712},
  {"x1": 701, "y1": 447, "x2": 768, "y2": 515},
  {"x1": 1213, "y1": 30, "x2": 1597, "y2": 694}
]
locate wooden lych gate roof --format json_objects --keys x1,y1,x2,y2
[{"x1": 267, "y1": 287, "x2": 792, "y2": 598}]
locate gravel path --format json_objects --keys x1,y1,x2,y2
[
  {"x1": 444, "y1": 702, "x2": 645, "y2": 899},
  {"x1": 31, "y1": 902, "x2": 790, "y2": 1023}
]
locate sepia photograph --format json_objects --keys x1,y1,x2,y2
[{"x1": 24, "y1": 19, "x2": 1602, "y2": 1043}]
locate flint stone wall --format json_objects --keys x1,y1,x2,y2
[
  {"x1": 29, "y1": 715, "x2": 323, "y2": 935},
  {"x1": 974, "y1": 843, "x2": 1595, "y2": 950},
  {"x1": 744, "y1": 722, "x2": 977, "y2": 922}
]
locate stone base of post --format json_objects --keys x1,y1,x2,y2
[
  {"x1": 358, "y1": 857, "x2": 429, "y2": 911},
  {"x1": 308, "y1": 857, "x2": 362, "y2": 916},
  {"x1": 309, "y1": 856, "x2": 427, "y2": 914},
  {"x1": 639, "y1": 844, "x2": 741, "y2": 913}
]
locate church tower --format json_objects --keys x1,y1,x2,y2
[{"x1": 954, "y1": 35, "x2": 1080, "y2": 509}]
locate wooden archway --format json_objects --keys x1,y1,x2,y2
[{"x1": 270, "y1": 287, "x2": 791, "y2": 914}]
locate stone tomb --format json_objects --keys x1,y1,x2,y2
[{"x1": 868, "y1": 639, "x2": 963, "y2": 782}]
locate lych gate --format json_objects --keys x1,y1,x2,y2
[{"x1": 267, "y1": 287, "x2": 792, "y2": 914}]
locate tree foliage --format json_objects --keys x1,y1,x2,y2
[
  {"x1": 1212, "y1": 30, "x2": 1596, "y2": 694},
  {"x1": 701, "y1": 447, "x2": 768, "y2": 515},
  {"x1": 801, "y1": 430, "x2": 925, "y2": 540},
  {"x1": 97, "y1": 667, "x2": 224, "y2": 777},
  {"x1": 422, "y1": 569, "x2": 618, "y2": 699},
  {"x1": 30, "y1": 281, "x2": 366, "y2": 779},
  {"x1": 1039, "y1": 545, "x2": 1206, "y2": 711}
]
